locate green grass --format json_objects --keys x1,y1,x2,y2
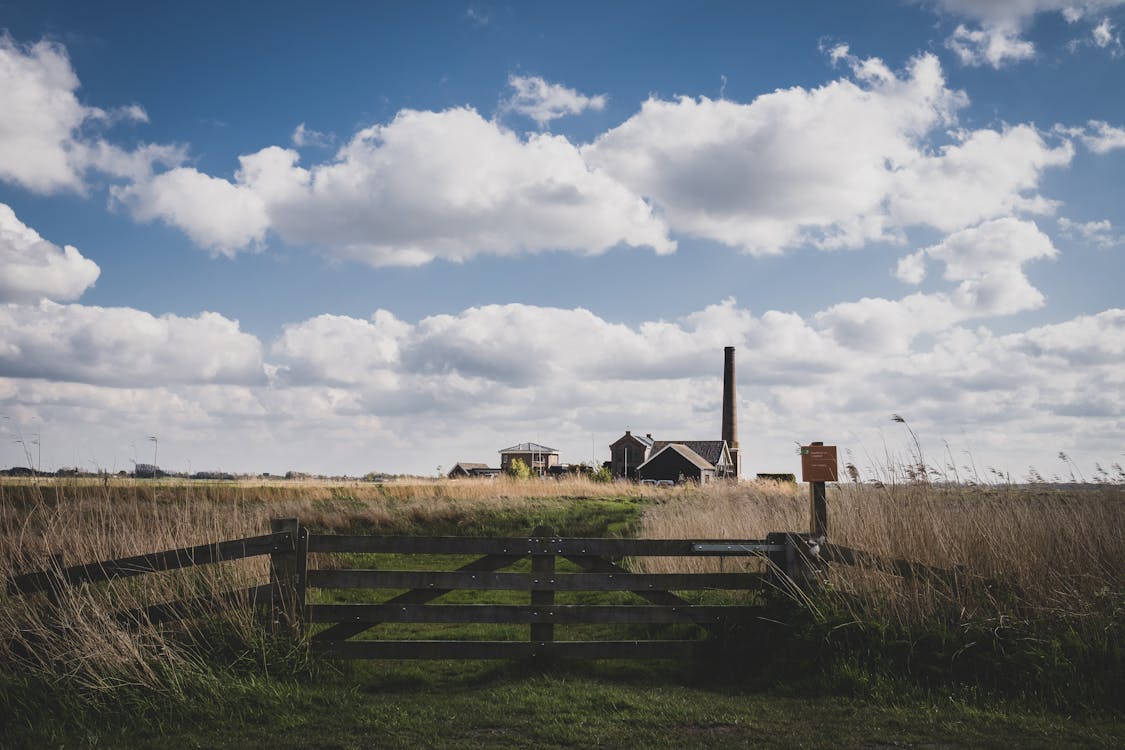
[{"x1": 4, "y1": 662, "x2": 1123, "y2": 749}]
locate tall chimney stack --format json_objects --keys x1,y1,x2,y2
[{"x1": 722, "y1": 346, "x2": 740, "y2": 478}]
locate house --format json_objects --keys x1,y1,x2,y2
[
  {"x1": 650, "y1": 440, "x2": 735, "y2": 479},
  {"x1": 447, "y1": 462, "x2": 499, "y2": 479},
  {"x1": 607, "y1": 346, "x2": 743, "y2": 482},
  {"x1": 609, "y1": 430, "x2": 654, "y2": 479},
  {"x1": 636, "y1": 443, "x2": 718, "y2": 484},
  {"x1": 498, "y1": 442, "x2": 559, "y2": 476}
]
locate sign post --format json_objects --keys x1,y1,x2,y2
[{"x1": 800, "y1": 442, "x2": 837, "y2": 539}]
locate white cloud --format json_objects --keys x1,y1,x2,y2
[
  {"x1": 1058, "y1": 216, "x2": 1121, "y2": 247},
  {"x1": 104, "y1": 50, "x2": 1074, "y2": 267},
  {"x1": 946, "y1": 23, "x2": 1036, "y2": 67},
  {"x1": 291, "y1": 123, "x2": 335, "y2": 148},
  {"x1": 922, "y1": 217, "x2": 1057, "y2": 314},
  {"x1": 501, "y1": 74, "x2": 608, "y2": 127},
  {"x1": 0, "y1": 301, "x2": 266, "y2": 387},
  {"x1": 895, "y1": 250, "x2": 928, "y2": 284},
  {"x1": 112, "y1": 164, "x2": 271, "y2": 255},
  {"x1": 0, "y1": 35, "x2": 184, "y2": 193},
  {"x1": 129, "y1": 107, "x2": 673, "y2": 264},
  {"x1": 1074, "y1": 120, "x2": 1125, "y2": 153},
  {"x1": 586, "y1": 52, "x2": 1068, "y2": 255},
  {"x1": 888, "y1": 125, "x2": 1072, "y2": 231},
  {"x1": 930, "y1": 1, "x2": 1125, "y2": 66},
  {"x1": 819, "y1": 218, "x2": 1057, "y2": 352},
  {"x1": 2, "y1": 291, "x2": 1121, "y2": 478},
  {"x1": 1092, "y1": 17, "x2": 1117, "y2": 44},
  {"x1": 0, "y1": 203, "x2": 100, "y2": 303}
]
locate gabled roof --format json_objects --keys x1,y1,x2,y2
[
  {"x1": 610, "y1": 432, "x2": 654, "y2": 448},
  {"x1": 499, "y1": 442, "x2": 558, "y2": 454},
  {"x1": 450, "y1": 462, "x2": 489, "y2": 472},
  {"x1": 638, "y1": 443, "x2": 714, "y2": 472},
  {"x1": 651, "y1": 440, "x2": 728, "y2": 466}
]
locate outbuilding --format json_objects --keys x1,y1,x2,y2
[{"x1": 635, "y1": 443, "x2": 718, "y2": 485}]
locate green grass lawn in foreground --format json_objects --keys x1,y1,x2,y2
[{"x1": 5, "y1": 661, "x2": 1122, "y2": 750}]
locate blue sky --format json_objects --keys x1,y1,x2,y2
[{"x1": 1, "y1": 0, "x2": 1123, "y2": 480}]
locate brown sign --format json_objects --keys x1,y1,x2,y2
[{"x1": 801, "y1": 444, "x2": 838, "y2": 482}]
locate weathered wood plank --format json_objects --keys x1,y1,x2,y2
[
  {"x1": 310, "y1": 553, "x2": 524, "y2": 643},
  {"x1": 307, "y1": 535, "x2": 776, "y2": 557},
  {"x1": 307, "y1": 603, "x2": 764, "y2": 625},
  {"x1": 530, "y1": 525, "x2": 555, "y2": 647},
  {"x1": 306, "y1": 569, "x2": 764, "y2": 591},
  {"x1": 312, "y1": 639, "x2": 708, "y2": 660},
  {"x1": 7, "y1": 532, "x2": 293, "y2": 595}
]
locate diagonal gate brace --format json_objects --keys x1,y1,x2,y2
[{"x1": 312, "y1": 553, "x2": 525, "y2": 642}]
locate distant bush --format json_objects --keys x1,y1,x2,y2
[
  {"x1": 506, "y1": 458, "x2": 532, "y2": 479},
  {"x1": 590, "y1": 466, "x2": 613, "y2": 483}
]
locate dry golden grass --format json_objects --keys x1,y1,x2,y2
[
  {"x1": 636, "y1": 479, "x2": 1125, "y2": 629},
  {"x1": 3, "y1": 475, "x2": 1121, "y2": 696},
  {"x1": 0, "y1": 474, "x2": 671, "y2": 694}
]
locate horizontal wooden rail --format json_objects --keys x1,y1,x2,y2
[
  {"x1": 308, "y1": 535, "x2": 777, "y2": 557},
  {"x1": 7, "y1": 532, "x2": 293, "y2": 596},
  {"x1": 307, "y1": 569, "x2": 764, "y2": 592},
  {"x1": 308, "y1": 603, "x2": 764, "y2": 625},
  {"x1": 312, "y1": 639, "x2": 709, "y2": 660}
]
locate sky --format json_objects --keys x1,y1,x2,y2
[{"x1": 0, "y1": 0, "x2": 1123, "y2": 480}]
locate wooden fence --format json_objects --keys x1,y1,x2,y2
[
  {"x1": 302, "y1": 525, "x2": 807, "y2": 660},
  {"x1": 6, "y1": 519, "x2": 956, "y2": 661}
]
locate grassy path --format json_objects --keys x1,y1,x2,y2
[{"x1": 9, "y1": 663, "x2": 1121, "y2": 749}]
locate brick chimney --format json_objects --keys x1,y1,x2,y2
[{"x1": 722, "y1": 346, "x2": 740, "y2": 478}]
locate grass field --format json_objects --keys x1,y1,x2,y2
[{"x1": 1, "y1": 476, "x2": 1122, "y2": 748}]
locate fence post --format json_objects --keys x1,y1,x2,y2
[
  {"x1": 808, "y1": 442, "x2": 828, "y2": 540},
  {"x1": 269, "y1": 517, "x2": 307, "y2": 637},
  {"x1": 530, "y1": 525, "x2": 555, "y2": 660}
]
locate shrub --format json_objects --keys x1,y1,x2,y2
[{"x1": 506, "y1": 458, "x2": 532, "y2": 479}]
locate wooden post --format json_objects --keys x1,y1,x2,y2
[
  {"x1": 269, "y1": 517, "x2": 307, "y2": 637},
  {"x1": 530, "y1": 525, "x2": 555, "y2": 659},
  {"x1": 808, "y1": 442, "x2": 828, "y2": 540}
]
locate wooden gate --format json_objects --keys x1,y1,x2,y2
[{"x1": 299, "y1": 524, "x2": 804, "y2": 660}]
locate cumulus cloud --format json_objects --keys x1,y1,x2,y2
[
  {"x1": 112, "y1": 164, "x2": 271, "y2": 255},
  {"x1": 0, "y1": 35, "x2": 184, "y2": 193},
  {"x1": 0, "y1": 301, "x2": 266, "y2": 387},
  {"x1": 501, "y1": 74, "x2": 608, "y2": 127},
  {"x1": 2, "y1": 291, "x2": 1121, "y2": 477},
  {"x1": 110, "y1": 49, "x2": 1078, "y2": 267},
  {"x1": 121, "y1": 107, "x2": 673, "y2": 264},
  {"x1": 820, "y1": 219, "x2": 1057, "y2": 352},
  {"x1": 0, "y1": 203, "x2": 100, "y2": 303},
  {"x1": 585, "y1": 52, "x2": 1069, "y2": 255}
]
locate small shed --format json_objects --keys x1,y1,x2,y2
[
  {"x1": 650, "y1": 440, "x2": 735, "y2": 478},
  {"x1": 636, "y1": 443, "x2": 717, "y2": 485}
]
